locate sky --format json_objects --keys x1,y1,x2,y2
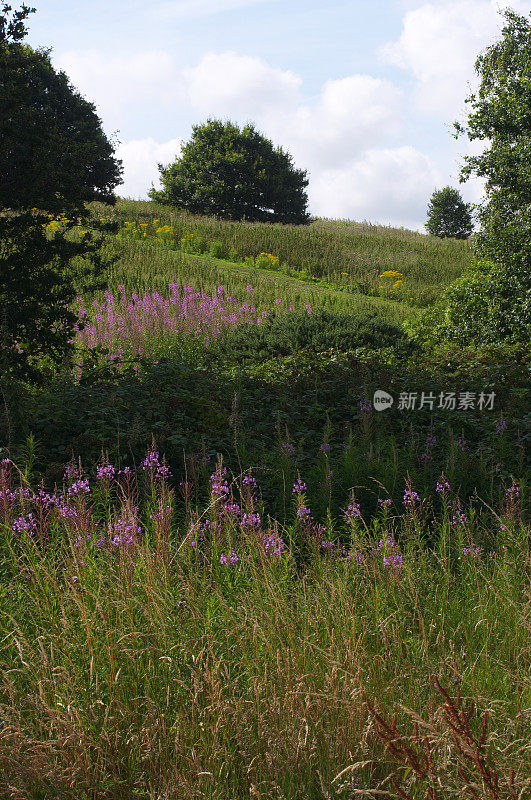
[{"x1": 27, "y1": 0, "x2": 531, "y2": 230}]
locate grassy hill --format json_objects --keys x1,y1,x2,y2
[{"x1": 91, "y1": 198, "x2": 472, "y2": 311}]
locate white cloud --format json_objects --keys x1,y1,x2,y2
[
  {"x1": 56, "y1": 50, "x2": 182, "y2": 125},
  {"x1": 116, "y1": 137, "x2": 183, "y2": 198},
  {"x1": 380, "y1": 0, "x2": 528, "y2": 119},
  {"x1": 309, "y1": 146, "x2": 441, "y2": 230},
  {"x1": 283, "y1": 75, "x2": 403, "y2": 170},
  {"x1": 185, "y1": 55, "x2": 403, "y2": 168},
  {"x1": 185, "y1": 51, "x2": 301, "y2": 118}
]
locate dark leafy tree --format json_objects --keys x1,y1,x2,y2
[
  {"x1": 440, "y1": 9, "x2": 531, "y2": 344},
  {"x1": 0, "y1": 3, "x2": 122, "y2": 384},
  {"x1": 426, "y1": 186, "x2": 473, "y2": 239},
  {"x1": 150, "y1": 118, "x2": 310, "y2": 224}
]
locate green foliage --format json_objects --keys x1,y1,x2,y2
[
  {"x1": 0, "y1": 4, "x2": 121, "y2": 383},
  {"x1": 0, "y1": 213, "x2": 110, "y2": 381},
  {"x1": 426, "y1": 186, "x2": 473, "y2": 239},
  {"x1": 444, "y1": 9, "x2": 531, "y2": 344},
  {"x1": 438, "y1": 256, "x2": 530, "y2": 345},
  {"x1": 5, "y1": 342, "x2": 528, "y2": 513},
  {"x1": 149, "y1": 118, "x2": 310, "y2": 225},
  {"x1": 0, "y1": 6, "x2": 122, "y2": 216},
  {"x1": 456, "y1": 10, "x2": 531, "y2": 219},
  {"x1": 209, "y1": 240, "x2": 227, "y2": 259},
  {"x1": 213, "y1": 310, "x2": 409, "y2": 365}
]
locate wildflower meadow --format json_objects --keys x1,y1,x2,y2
[{"x1": 0, "y1": 200, "x2": 529, "y2": 800}]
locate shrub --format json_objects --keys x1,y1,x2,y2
[
  {"x1": 437, "y1": 256, "x2": 530, "y2": 345},
  {"x1": 213, "y1": 310, "x2": 409, "y2": 364},
  {"x1": 209, "y1": 240, "x2": 226, "y2": 259}
]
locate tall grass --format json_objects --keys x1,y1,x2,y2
[
  {"x1": 99, "y1": 237, "x2": 417, "y2": 326},
  {"x1": 90, "y1": 199, "x2": 472, "y2": 308},
  {"x1": 0, "y1": 456, "x2": 528, "y2": 799}
]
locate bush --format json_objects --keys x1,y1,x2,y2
[
  {"x1": 213, "y1": 310, "x2": 409, "y2": 364},
  {"x1": 209, "y1": 240, "x2": 226, "y2": 259},
  {"x1": 437, "y1": 256, "x2": 530, "y2": 345}
]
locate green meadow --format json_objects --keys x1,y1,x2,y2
[{"x1": 1, "y1": 201, "x2": 529, "y2": 800}]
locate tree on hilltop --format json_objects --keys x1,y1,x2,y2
[
  {"x1": 150, "y1": 119, "x2": 310, "y2": 225},
  {"x1": 426, "y1": 186, "x2": 473, "y2": 239}
]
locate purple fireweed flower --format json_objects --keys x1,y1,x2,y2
[
  {"x1": 141, "y1": 449, "x2": 160, "y2": 471},
  {"x1": 306, "y1": 304, "x2": 312, "y2": 314},
  {"x1": 296, "y1": 503, "x2": 312, "y2": 521},
  {"x1": 403, "y1": 487, "x2": 420, "y2": 506},
  {"x1": 63, "y1": 462, "x2": 81, "y2": 482},
  {"x1": 344, "y1": 501, "x2": 362, "y2": 521},
  {"x1": 242, "y1": 474, "x2": 257, "y2": 491},
  {"x1": 280, "y1": 441, "x2": 294, "y2": 456},
  {"x1": 292, "y1": 478, "x2": 307, "y2": 495},
  {"x1": 457, "y1": 438, "x2": 468, "y2": 452},
  {"x1": 67, "y1": 478, "x2": 91, "y2": 497},
  {"x1": 56, "y1": 501, "x2": 76, "y2": 520},
  {"x1": 33, "y1": 487, "x2": 58, "y2": 508},
  {"x1": 436, "y1": 476, "x2": 451, "y2": 494},
  {"x1": 220, "y1": 550, "x2": 238, "y2": 566},
  {"x1": 247, "y1": 284, "x2": 253, "y2": 292},
  {"x1": 463, "y1": 545, "x2": 481, "y2": 558},
  {"x1": 109, "y1": 515, "x2": 140, "y2": 548},
  {"x1": 241, "y1": 511, "x2": 261, "y2": 528},
  {"x1": 262, "y1": 530, "x2": 285, "y2": 556},
  {"x1": 495, "y1": 417, "x2": 507, "y2": 433},
  {"x1": 506, "y1": 483, "x2": 520, "y2": 499},
  {"x1": 359, "y1": 401, "x2": 372, "y2": 414},
  {"x1": 210, "y1": 465, "x2": 229, "y2": 498},
  {"x1": 156, "y1": 463, "x2": 172, "y2": 480},
  {"x1": 12, "y1": 513, "x2": 37, "y2": 536},
  {"x1": 262, "y1": 530, "x2": 284, "y2": 556},
  {"x1": 451, "y1": 509, "x2": 468, "y2": 527},
  {"x1": 378, "y1": 498, "x2": 392, "y2": 509},
  {"x1": 223, "y1": 502, "x2": 241, "y2": 517},
  {"x1": 319, "y1": 442, "x2": 330, "y2": 453},
  {"x1": 96, "y1": 463, "x2": 116, "y2": 482},
  {"x1": 383, "y1": 552, "x2": 404, "y2": 568},
  {"x1": 375, "y1": 535, "x2": 404, "y2": 569}
]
